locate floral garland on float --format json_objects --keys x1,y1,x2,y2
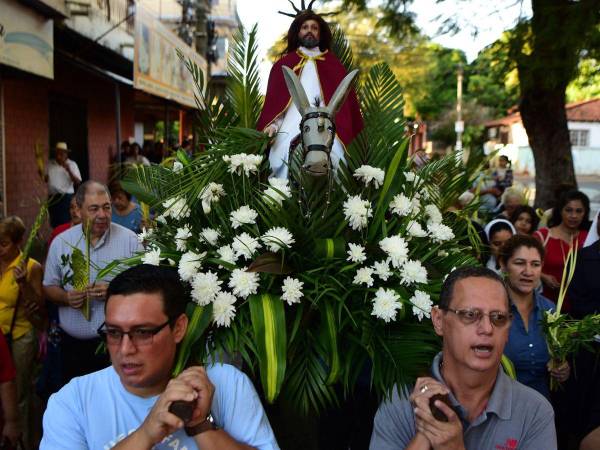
[{"x1": 98, "y1": 25, "x2": 484, "y2": 414}]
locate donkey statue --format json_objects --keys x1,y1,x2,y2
[{"x1": 281, "y1": 65, "x2": 359, "y2": 178}]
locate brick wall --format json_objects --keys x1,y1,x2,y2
[{"x1": 3, "y1": 58, "x2": 134, "y2": 229}]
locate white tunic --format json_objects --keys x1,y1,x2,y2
[{"x1": 268, "y1": 47, "x2": 345, "y2": 179}]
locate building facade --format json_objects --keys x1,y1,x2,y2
[
  {"x1": 484, "y1": 98, "x2": 600, "y2": 176},
  {"x1": 0, "y1": 0, "x2": 209, "y2": 227}
]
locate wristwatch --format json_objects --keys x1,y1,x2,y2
[{"x1": 184, "y1": 413, "x2": 218, "y2": 436}]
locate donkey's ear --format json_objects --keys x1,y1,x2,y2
[
  {"x1": 326, "y1": 69, "x2": 359, "y2": 117},
  {"x1": 282, "y1": 66, "x2": 310, "y2": 115}
]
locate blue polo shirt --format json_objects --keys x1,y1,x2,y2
[{"x1": 504, "y1": 292, "x2": 555, "y2": 399}]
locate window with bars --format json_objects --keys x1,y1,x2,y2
[{"x1": 569, "y1": 129, "x2": 589, "y2": 147}]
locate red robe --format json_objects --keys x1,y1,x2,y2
[{"x1": 256, "y1": 50, "x2": 364, "y2": 147}]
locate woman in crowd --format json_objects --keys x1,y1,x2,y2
[
  {"x1": 124, "y1": 142, "x2": 150, "y2": 166},
  {"x1": 494, "y1": 186, "x2": 525, "y2": 220},
  {"x1": 510, "y1": 205, "x2": 539, "y2": 236},
  {"x1": 483, "y1": 218, "x2": 515, "y2": 273},
  {"x1": 500, "y1": 235, "x2": 570, "y2": 399},
  {"x1": 533, "y1": 190, "x2": 589, "y2": 309},
  {"x1": 110, "y1": 184, "x2": 142, "y2": 233},
  {"x1": 0, "y1": 217, "x2": 44, "y2": 449}
]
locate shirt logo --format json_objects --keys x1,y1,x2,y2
[{"x1": 496, "y1": 438, "x2": 518, "y2": 450}]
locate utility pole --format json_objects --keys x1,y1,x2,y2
[{"x1": 455, "y1": 64, "x2": 464, "y2": 151}]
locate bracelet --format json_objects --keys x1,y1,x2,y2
[{"x1": 184, "y1": 413, "x2": 218, "y2": 437}]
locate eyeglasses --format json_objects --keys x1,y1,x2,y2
[
  {"x1": 97, "y1": 319, "x2": 173, "y2": 346},
  {"x1": 442, "y1": 308, "x2": 512, "y2": 328}
]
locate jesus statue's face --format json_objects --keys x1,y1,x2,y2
[{"x1": 298, "y1": 19, "x2": 320, "y2": 48}]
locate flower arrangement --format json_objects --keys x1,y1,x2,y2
[{"x1": 100, "y1": 25, "x2": 483, "y2": 413}]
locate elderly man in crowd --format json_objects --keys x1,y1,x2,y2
[
  {"x1": 43, "y1": 181, "x2": 142, "y2": 387},
  {"x1": 370, "y1": 266, "x2": 556, "y2": 450},
  {"x1": 46, "y1": 142, "x2": 82, "y2": 228},
  {"x1": 41, "y1": 264, "x2": 279, "y2": 450}
]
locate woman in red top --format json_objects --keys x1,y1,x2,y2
[{"x1": 534, "y1": 190, "x2": 589, "y2": 311}]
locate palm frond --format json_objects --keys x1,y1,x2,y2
[
  {"x1": 330, "y1": 25, "x2": 357, "y2": 74},
  {"x1": 177, "y1": 49, "x2": 233, "y2": 145},
  {"x1": 226, "y1": 24, "x2": 263, "y2": 129}
]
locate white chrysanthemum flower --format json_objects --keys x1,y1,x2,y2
[
  {"x1": 406, "y1": 220, "x2": 427, "y2": 238},
  {"x1": 261, "y1": 227, "x2": 295, "y2": 252},
  {"x1": 162, "y1": 196, "x2": 190, "y2": 220},
  {"x1": 198, "y1": 182, "x2": 225, "y2": 214},
  {"x1": 200, "y1": 227, "x2": 220, "y2": 246},
  {"x1": 230, "y1": 205, "x2": 258, "y2": 229},
  {"x1": 425, "y1": 204, "x2": 443, "y2": 225},
  {"x1": 379, "y1": 235, "x2": 409, "y2": 268},
  {"x1": 228, "y1": 268, "x2": 260, "y2": 299},
  {"x1": 156, "y1": 214, "x2": 168, "y2": 224},
  {"x1": 353, "y1": 267, "x2": 374, "y2": 287},
  {"x1": 141, "y1": 247, "x2": 161, "y2": 265},
  {"x1": 343, "y1": 195, "x2": 372, "y2": 231},
  {"x1": 137, "y1": 227, "x2": 152, "y2": 244},
  {"x1": 263, "y1": 178, "x2": 291, "y2": 206},
  {"x1": 400, "y1": 260, "x2": 428, "y2": 285},
  {"x1": 212, "y1": 291, "x2": 237, "y2": 327},
  {"x1": 411, "y1": 196, "x2": 421, "y2": 212},
  {"x1": 223, "y1": 153, "x2": 263, "y2": 176},
  {"x1": 389, "y1": 194, "x2": 413, "y2": 217},
  {"x1": 191, "y1": 271, "x2": 222, "y2": 305},
  {"x1": 175, "y1": 226, "x2": 192, "y2": 251},
  {"x1": 371, "y1": 288, "x2": 402, "y2": 323},
  {"x1": 404, "y1": 171, "x2": 416, "y2": 182},
  {"x1": 178, "y1": 251, "x2": 206, "y2": 282},
  {"x1": 173, "y1": 161, "x2": 184, "y2": 172},
  {"x1": 354, "y1": 165, "x2": 385, "y2": 189},
  {"x1": 347, "y1": 243, "x2": 367, "y2": 263},
  {"x1": 281, "y1": 277, "x2": 304, "y2": 305},
  {"x1": 410, "y1": 290, "x2": 433, "y2": 321},
  {"x1": 232, "y1": 233, "x2": 261, "y2": 260},
  {"x1": 372, "y1": 259, "x2": 392, "y2": 281},
  {"x1": 428, "y1": 222, "x2": 455, "y2": 243},
  {"x1": 216, "y1": 244, "x2": 237, "y2": 265}
]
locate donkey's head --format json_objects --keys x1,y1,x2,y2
[{"x1": 282, "y1": 65, "x2": 358, "y2": 177}]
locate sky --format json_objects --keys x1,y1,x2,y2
[{"x1": 236, "y1": 0, "x2": 532, "y2": 92}]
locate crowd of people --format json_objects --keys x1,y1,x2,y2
[
  {"x1": 0, "y1": 5, "x2": 598, "y2": 448},
  {"x1": 0, "y1": 144, "x2": 597, "y2": 449}
]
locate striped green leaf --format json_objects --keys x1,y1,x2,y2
[
  {"x1": 323, "y1": 301, "x2": 341, "y2": 384},
  {"x1": 172, "y1": 303, "x2": 213, "y2": 377},
  {"x1": 249, "y1": 293, "x2": 287, "y2": 403}
]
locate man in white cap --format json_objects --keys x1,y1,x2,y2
[{"x1": 47, "y1": 142, "x2": 82, "y2": 228}]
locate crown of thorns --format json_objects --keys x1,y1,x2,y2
[{"x1": 278, "y1": 0, "x2": 337, "y2": 18}]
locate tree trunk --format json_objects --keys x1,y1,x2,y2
[
  {"x1": 513, "y1": 0, "x2": 600, "y2": 208},
  {"x1": 519, "y1": 90, "x2": 576, "y2": 209}
]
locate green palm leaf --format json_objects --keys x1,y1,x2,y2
[
  {"x1": 226, "y1": 24, "x2": 263, "y2": 129},
  {"x1": 249, "y1": 293, "x2": 287, "y2": 403},
  {"x1": 331, "y1": 25, "x2": 357, "y2": 74}
]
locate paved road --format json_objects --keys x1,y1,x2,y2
[{"x1": 515, "y1": 174, "x2": 600, "y2": 219}]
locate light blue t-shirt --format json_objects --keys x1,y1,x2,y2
[{"x1": 40, "y1": 363, "x2": 279, "y2": 450}]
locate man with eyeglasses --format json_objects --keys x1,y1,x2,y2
[
  {"x1": 40, "y1": 264, "x2": 278, "y2": 450},
  {"x1": 43, "y1": 181, "x2": 143, "y2": 389},
  {"x1": 370, "y1": 266, "x2": 556, "y2": 450}
]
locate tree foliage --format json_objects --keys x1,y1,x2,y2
[{"x1": 327, "y1": 0, "x2": 600, "y2": 206}]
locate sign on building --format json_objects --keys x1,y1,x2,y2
[
  {"x1": 134, "y1": 5, "x2": 207, "y2": 108},
  {"x1": 0, "y1": 0, "x2": 54, "y2": 79}
]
